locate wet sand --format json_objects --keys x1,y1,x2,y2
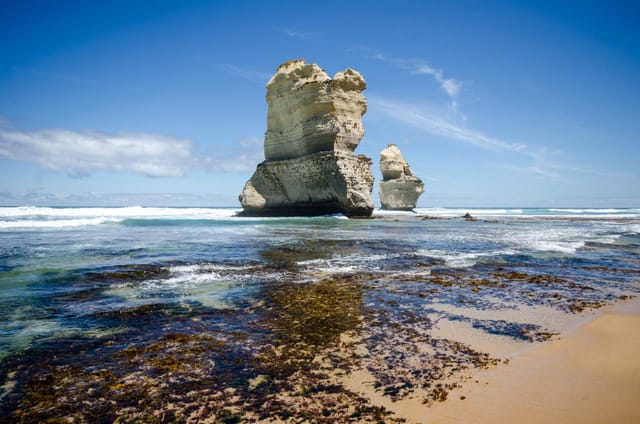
[{"x1": 417, "y1": 298, "x2": 640, "y2": 423}]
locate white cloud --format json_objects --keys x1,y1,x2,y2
[
  {"x1": 366, "y1": 52, "x2": 463, "y2": 99},
  {"x1": 357, "y1": 49, "x2": 636, "y2": 183},
  {"x1": 369, "y1": 97, "x2": 636, "y2": 181},
  {"x1": 0, "y1": 119, "x2": 266, "y2": 176},
  {"x1": 523, "y1": 160, "x2": 637, "y2": 180},
  {"x1": 501, "y1": 164, "x2": 562, "y2": 179},
  {"x1": 0, "y1": 127, "x2": 194, "y2": 177},
  {"x1": 369, "y1": 97, "x2": 527, "y2": 152},
  {"x1": 412, "y1": 64, "x2": 462, "y2": 98}
]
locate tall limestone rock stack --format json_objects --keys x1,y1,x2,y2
[
  {"x1": 239, "y1": 60, "x2": 374, "y2": 217},
  {"x1": 379, "y1": 144, "x2": 425, "y2": 210}
]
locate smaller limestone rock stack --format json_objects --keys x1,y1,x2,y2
[{"x1": 379, "y1": 144, "x2": 424, "y2": 210}]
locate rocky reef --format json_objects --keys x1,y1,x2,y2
[
  {"x1": 239, "y1": 60, "x2": 374, "y2": 217},
  {"x1": 379, "y1": 144, "x2": 425, "y2": 210}
]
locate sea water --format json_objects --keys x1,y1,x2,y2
[
  {"x1": 1, "y1": 206, "x2": 639, "y2": 419},
  {"x1": 1, "y1": 206, "x2": 639, "y2": 357}
]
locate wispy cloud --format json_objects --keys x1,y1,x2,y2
[
  {"x1": 499, "y1": 162, "x2": 637, "y2": 181},
  {"x1": 365, "y1": 52, "x2": 463, "y2": 100},
  {"x1": 500, "y1": 164, "x2": 562, "y2": 179},
  {"x1": 356, "y1": 48, "x2": 635, "y2": 183},
  {"x1": 0, "y1": 126, "x2": 194, "y2": 177},
  {"x1": 221, "y1": 64, "x2": 271, "y2": 84},
  {"x1": 515, "y1": 160, "x2": 637, "y2": 180},
  {"x1": 412, "y1": 64, "x2": 462, "y2": 98},
  {"x1": 368, "y1": 97, "x2": 633, "y2": 181},
  {"x1": 369, "y1": 97, "x2": 527, "y2": 152}
]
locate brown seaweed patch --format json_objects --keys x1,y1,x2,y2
[
  {"x1": 84, "y1": 263, "x2": 171, "y2": 284},
  {"x1": 491, "y1": 271, "x2": 568, "y2": 285},
  {"x1": 237, "y1": 276, "x2": 403, "y2": 422},
  {"x1": 259, "y1": 240, "x2": 347, "y2": 270},
  {"x1": 95, "y1": 303, "x2": 169, "y2": 318},
  {"x1": 260, "y1": 277, "x2": 364, "y2": 347},
  {"x1": 566, "y1": 299, "x2": 607, "y2": 313},
  {"x1": 580, "y1": 265, "x2": 640, "y2": 275},
  {"x1": 7, "y1": 331, "x2": 242, "y2": 423}
]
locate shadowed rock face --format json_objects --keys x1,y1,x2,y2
[
  {"x1": 379, "y1": 144, "x2": 424, "y2": 210},
  {"x1": 239, "y1": 60, "x2": 374, "y2": 217}
]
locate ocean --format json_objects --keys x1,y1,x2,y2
[{"x1": 1, "y1": 206, "x2": 639, "y2": 421}]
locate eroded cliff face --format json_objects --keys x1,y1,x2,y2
[
  {"x1": 239, "y1": 60, "x2": 374, "y2": 217},
  {"x1": 379, "y1": 144, "x2": 425, "y2": 210}
]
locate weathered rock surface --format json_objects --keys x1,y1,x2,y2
[
  {"x1": 239, "y1": 60, "x2": 374, "y2": 217},
  {"x1": 379, "y1": 144, "x2": 424, "y2": 210}
]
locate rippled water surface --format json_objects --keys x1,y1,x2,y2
[{"x1": 1, "y1": 207, "x2": 639, "y2": 422}]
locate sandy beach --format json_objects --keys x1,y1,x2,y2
[{"x1": 404, "y1": 297, "x2": 640, "y2": 424}]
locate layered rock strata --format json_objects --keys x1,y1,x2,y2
[
  {"x1": 379, "y1": 144, "x2": 425, "y2": 210},
  {"x1": 239, "y1": 60, "x2": 374, "y2": 217}
]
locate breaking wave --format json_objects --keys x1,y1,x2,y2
[
  {"x1": 0, "y1": 206, "x2": 242, "y2": 230},
  {"x1": 0, "y1": 217, "x2": 122, "y2": 229}
]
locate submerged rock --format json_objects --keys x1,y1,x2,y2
[
  {"x1": 379, "y1": 144, "x2": 424, "y2": 210},
  {"x1": 239, "y1": 60, "x2": 374, "y2": 217}
]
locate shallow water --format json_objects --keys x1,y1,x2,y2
[{"x1": 1, "y1": 207, "x2": 639, "y2": 421}]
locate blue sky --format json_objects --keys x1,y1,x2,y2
[{"x1": 0, "y1": 0, "x2": 638, "y2": 207}]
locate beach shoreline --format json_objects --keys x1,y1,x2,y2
[{"x1": 411, "y1": 296, "x2": 640, "y2": 423}]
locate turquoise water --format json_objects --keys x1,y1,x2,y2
[{"x1": 1, "y1": 206, "x2": 639, "y2": 420}]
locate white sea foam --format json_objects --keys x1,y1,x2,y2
[
  {"x1": 626, "y1": 224, "x2": 640, "y2": 234},
  {"x1": 504, "y1": 226, "x2": 624, "y2": 254},
  {"x1": 416, "y1": 223, "x2": 620, "y2": 265},
  {"x1": 296, "y1": 253, "x2": 401, "y2": 276},
  {"x1": 168, "y1": 263, "x2": 255, "y2": 274},
  {"x1": 0, "y1": 206, "x2": 246, "y2": 230},
  {"x1": 403, "y1": 207, "x2": 640, "y2": 218},
  {"x1": 373, "y1": 209, "x2": 422, "y2": 217},
  {"x1": 0, "y1": 206, "x2": 241, "y2": 219},
  {"x1": 302, "y1": 264, "x2": 363, "y2": 275},
  {"x1": 299, "y1": 253, "x2": 391, "y2": 266},
  {"x1": 412, "y1": 208, "x2": 524, "y2": 217},
  {"x1": 2, "y1": 207, "x2": 637, "y2": 227},
  {"x1": 138, "y1": 263, "x2": 261, "y2": 290},
  {"x1": 548, "y1": 208, "x2": 636, "y2": 214},
  {"x1": 0, "y1": 206, "x2": 357, "y2": 230},
  {"x1": 416, "y1": 249, "x2": 516, "y2": 268},
  {"x1": 0, "y1": 217, "x2": 121, "y2": 229},
  {"x1": 98, "y1": 263, "x2": 267, "y2": 310},
  {"x1": 522, "y1": 240, "x2": 585, "y2": 254}
]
